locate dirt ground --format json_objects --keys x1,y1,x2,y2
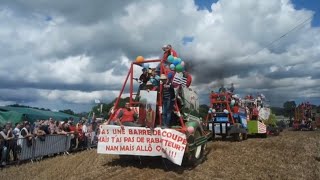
[{"x1": 1, "y1": 130, "x2": 319, "y2": 180}]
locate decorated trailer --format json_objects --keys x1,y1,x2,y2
[
  {"x1": 242, "y1": 98, "x2": 269, "y2": 138},
  {"x1": 293, "y1": 102, "x2": 317, "y2": 131},
  {"x1": 97, "y1": 57, "x2": 211, "y2": 166},
  {"x1": 206, "y1": 91, "x2": 248, "y2": 141}
]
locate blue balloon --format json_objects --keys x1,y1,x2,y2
[
  {"x1": 170, "y1": 64, "x2": 175, "y2": 70},
  {"x1": 167, "y1": 55, "x2": 174, "y2": 63},
  {"x1": 173, "y1": 59, "x2": 180, "y2": 66},
  {"x1": 168, "y1": 72, "x2": 174, "y2": 79},
  {"x1": 176, "y1": 58, "x2": 182, "y2": 63},
  {"x1": 155, "y1": 75, "x2": 160, "y2": 80}
]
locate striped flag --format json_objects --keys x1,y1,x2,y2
[
  {"x1": 258, "y1": 121, "x2": 267, "y2": 133},
  {"x1": 173, "y1": 73, "x2": 187, "y2": 87}
]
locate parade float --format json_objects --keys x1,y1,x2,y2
[{"x1": 97, "y1": 55, "x2": 212, "y2": 166}]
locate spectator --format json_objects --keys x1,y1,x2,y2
[
  {"x1": 55, "y1": 122, "x2": 67, "y2": 135},
  {"x1": 12, "y1": 123, "x2": 22, "y2": 155},
  {"x1": 228, "y1": 83, "x2": 235, "y2": 93},
  {"x1": 12, "y1": 123, "x2": 21, "y2": 139},
  {"x1": 219, "y1": 85, "x2": 226, "y2": 93},
  {"x1": 20, "y1": 122, "x2": 33, "y2": 147},
  {"x1": 0, "y1": 125, "x2": 8, "y2": 166},
  {"x1": 34, "y1": 121, "x2": 46, "y2": 141},
  {"x1": 48, "y1": 118, "x2": 56, "y2": 134},
  {"x1": 0, "y1": 123, "x2": 14, "y2": 164},
  {"x1": 117, "y1": 102, "x2": 141, "y2": 127}
]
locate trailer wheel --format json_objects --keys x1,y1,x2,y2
[
  {"x1": 221, "y1": 135, "x2": 227, "y2": 140},
  {"x1": 242, "y1": 133, "x2": 248, "y2": 140},
  {"x1": 261, "y1": 133, "x2": 267, "y2": 138},
  {"x1": 274, "y1": 129, "x2": 280, "y2": 136},
  {"x1": 184, "y1": 129, "x2": 205, "y2": 166},
  {"x1": 232, "y1": 133, "x2": 242, "y2": 142}
]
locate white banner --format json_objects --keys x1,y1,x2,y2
[
  {"x1": 97, "y1": 125, "x2": 187, "y2": 166},
  {"x1": 259, "y1": 107, "x2": 271, "y2": 121}
]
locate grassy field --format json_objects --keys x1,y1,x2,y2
[{"x1": 0, "y1": 130, "x2": 319, "y2": 180}]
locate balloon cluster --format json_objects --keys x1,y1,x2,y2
[
  {"x1": 167, "y1": 55, "x2": 185, "y2": 72},
  {"x1": 208, "y1": 108, "x2": 216, "y2": 114},
  {"x1": 208, "y1": 108, "x2": 229, "y2": 114}
]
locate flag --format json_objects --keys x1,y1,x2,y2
[
  {"x1": 94, "y1": 99, "x2": 101, "y2": 104},
  {"x1": 173, "y1": 73, "x2": 187, "y2": 87}
]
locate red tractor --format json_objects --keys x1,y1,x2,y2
[{"x1": 206, "y1": 90, "x2": 248, "y2": 141}]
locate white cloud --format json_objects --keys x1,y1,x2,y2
[{"x1": 0, "y1": 0, "x2": 319, "y2": 112}]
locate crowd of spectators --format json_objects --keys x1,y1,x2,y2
[{"x1": 0, "y1": 116, "x2": 102, "y2": 167}]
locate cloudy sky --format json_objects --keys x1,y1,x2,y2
[{"x1": 0, "y1": 0, "x2": 319, "y2": 112}]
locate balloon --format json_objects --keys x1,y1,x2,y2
[
  {"x1": 167, "y1": 55, "x2": 174, "y2": 63},
  {"x1": 173, "y1": 61, "x2": 179, "y2": 66},
  {"x1": 136, "y1": 56, "x2": 144, "y2": 63},
  {"x1": 209, "y1": 108, "x2": 213, "y2": 111},
  {"x1": 187, "y1": 126, "x2": 194, "y2": 134},
  {"x1": 168, "y1": 72, "x2": 174, "y2": 79},
  {"x1": 223, "y1": 109, "x2": 229, "y2": 114},
  {"x1": 181, "y1": 61, "x2": 185, "y2": 67},
  {"x1": 173, "y1": 58, "x2": 182, "y2": 66},
  {"x1": 170, "y1": 64, "x2": 175, "y2": 70},
  {"x1": 208, "y1": 110, "x2": 212, "y2": 113},
  {"x1": 231, "y1": 99, "x2": 235, "y2": 106},
  {"x1": 175, "y1": 64, "x2": 184, "y2": 72},
  {"x1": 143, "y1": 63, "x2": 149, "y2": 69},
  {"x1": 212, "y1": 109, "x2": 216, "y2": 113}
]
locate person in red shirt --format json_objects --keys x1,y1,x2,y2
[
  {"x1": 233, "y1": 103, "x2": 240, "y2": 113},
  {"x1": 162, "y1": 44, "x2": 178, "y2": 63},
  {"x1": 167, "y1": 44, "x2": 178, "y2": 57},
  {"x1": 162, "y1": 45, "x2": 170, "y2": 62},
  {"x1": 117, "y1": 103, "x2": 141, "y2": 127}
]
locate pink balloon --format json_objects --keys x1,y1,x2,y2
[
  {"x1": 181, "y1": 61, "x2": 185, "y2": 67},
  {"x1": 187, "y1": 126, "x2": 194, "y2": 134}
]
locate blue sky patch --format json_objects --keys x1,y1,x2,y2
[
  {"x1": 182, "y1": 36, "x2": 194, "y2": 45},
  {"x1": 194, "y1": 0, "x2": 319, "y2": 26}
]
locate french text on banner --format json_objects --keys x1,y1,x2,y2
[{"x1": 97, "y1": 125, "x2": 187, "y2": 165}]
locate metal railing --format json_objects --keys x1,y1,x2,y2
[{"x1": 1, "y1": 133, "x2": 98, "y2": 166}]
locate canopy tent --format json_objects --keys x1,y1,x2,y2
[
  {"x1": 0, "y1": 106, "x2": 79, "y2": 125},
  {"x1": 0, "y1": 110, "x2": 24, "y2": 125}
]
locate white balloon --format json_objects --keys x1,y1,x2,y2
[{"x1": 223, "y1": 109, "x2": 229, "y2": 114}]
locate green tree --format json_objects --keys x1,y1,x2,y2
[
  {"x1": 59, "y1": 109, "x2": 75, "y2": 115},
  {"x1": 283, "y1": 101, "x2": 296, "y2": 125},
  {"x1": 265, "y1": 113, "x2": 277, "y2": 126}
]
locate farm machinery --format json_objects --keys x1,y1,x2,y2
[
  {"x1": 242, "y1": 96, "x2": 280, "y2": 137},
  {"x1": 206, "y1": 91, "x2": 248, "y2": 141},
  {"x1": 293, "y1": 102, "x2": 317, "y2": 131},
  {"x1": 97, "y1": 58, "x2": 212, "y2": 166},
  {"x1": 206, "y1": 91, "x2": 277, "y2": 141}
]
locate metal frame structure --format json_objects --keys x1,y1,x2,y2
[
  {"x1": 111, "y1": 59, "x2": 186, "y2": 131},
  {"x1": 206, "y1": 92, "x2": 239, "y2": 139}
]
